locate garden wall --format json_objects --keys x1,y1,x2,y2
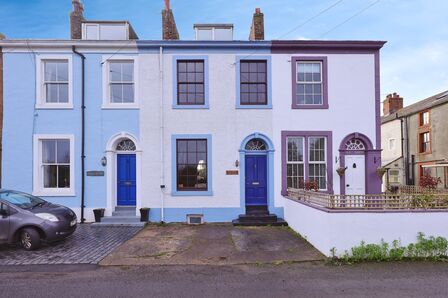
[{"x1": 284, "y1": 197, "x2": 448, "y2": 257}]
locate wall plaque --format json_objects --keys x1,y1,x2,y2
[
  {"x1": 226, "y1": 170, "x2": 239, "y2": 175},
  {"x1": 86, "y1": 171, "x2": 105, "y2": 177}
]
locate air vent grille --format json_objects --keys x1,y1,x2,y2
[{"x1": 187, "y1": 214, "x2": 204, "y2": 225}]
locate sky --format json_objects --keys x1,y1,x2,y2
[{"x1": 0, "y1": 0, "x2": 447, "y2": 106}]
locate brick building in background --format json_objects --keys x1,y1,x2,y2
[{"x1": 382, "y1": 91, "x2": 448, "y2": 189}]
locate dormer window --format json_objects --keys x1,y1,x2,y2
[
  {"x1": 82, "y1": 21, "x2": 138, "y2": 40},
  {"x1": 194, "y1": 24, "x2": 233, "y2": 41}
]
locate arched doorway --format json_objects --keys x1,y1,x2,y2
[
  {"x1": 339, "y1": 133, "x2": 374, "y2": 195},
  {"x1": 239, "y1": 133, "x2": 275, "y2": 213},
  {"x1": 105, "y1": 132, "x2": 141, "y2": 215}
]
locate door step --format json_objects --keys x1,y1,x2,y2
[
  {"x1": 232, "y1": 213, "x2": 288, "y2": 227},
  {"x1": 92, "y1": 206, "x2": 145, "y2": 227}
]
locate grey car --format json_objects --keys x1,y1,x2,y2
[{"x1": 0, "y1": 190, "x2": 77, "y2": 250}]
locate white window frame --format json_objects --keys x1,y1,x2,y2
[
  {"x1": 102, "y1": 55, "x2": 139, "y2": 109},
  {"x1": 33, "y1": 134, "x2": 75, "y2": 197},
  {"x1": 308, "y1": 136, "x2": 327, "y2": 191},
  {"x1": 286, "y1": 137, "x2": 305, "y2": 189},
  {"x1": 36, "y1": 55, "x2": 73, "y2": 109},
  {"x1": 389, "y1": 169, "x2": 400, "y2": 183},
  {"x1": 296, "y1": 61, "x2": 323, "y2": 105},
  {"x1": 388, "y1": 138, "x2": 396, "y2": 150}
]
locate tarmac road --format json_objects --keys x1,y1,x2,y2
[{"x1": 1, "y1": 262, "x2": 448, "y2": 298}]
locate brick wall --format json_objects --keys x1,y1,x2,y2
[{"x1": 249, "y1": 8, "x2": 264, "y2": 41}]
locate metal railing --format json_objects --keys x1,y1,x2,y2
[{"x1": 287, "y1": 188, "x2": 448, "y2": 210}]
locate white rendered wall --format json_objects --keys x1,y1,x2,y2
[
  {"x1": 381, "y1": 119, "x2": 402, "y2": 165},
  {"x1": 272, "y1": 53, "x2": 378, "y2": 201},
  {"x1": 284, "y1": 197, "x2": 448, "y2": 257},
  {"x1": 139, "y1": 52, "x2": 379, "y2": 214}
]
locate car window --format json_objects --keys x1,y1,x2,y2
[{"x1": 0, "y1": 191, "x2": 45, "y2": 209}]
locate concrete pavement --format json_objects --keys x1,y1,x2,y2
[{"x1": 100, "y1": 223, "x2": 325, "y2": 266}]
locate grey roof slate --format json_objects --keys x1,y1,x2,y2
[{"x1": 381, "y1": 90, "x2": 448, "y2": 124}]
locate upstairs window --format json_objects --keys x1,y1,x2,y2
[
  {"x1": 419, "y1": 132, "x2": 431, "y2": 153},
  {"x1": 240, "y1": 61, "x2": 267, "y2": 105},
  {"x1": 102, "y1": 56, "x2": 138, "y2": 109},
  {"x1": 109, "y1": 61, "x2": 134, "y2": 103},
  {"x1": 36, "y1": 55, "x2": 73, "y2": 109},
  {"x1": 44, "y1": 61, "x2": 69, "y2": 104},
  {"x1": 292, "y1": 57, "x2": 328, "y2": 109},
  {"x1": 177, "y1": 60, "x2": 205, "y2": 105},
  {"x1": 419, "y1": 111, "x2": 430, "y2": 126}
]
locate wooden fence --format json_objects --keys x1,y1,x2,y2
[
  {"x1": 398, "y1": 185, "x2": 448, "y2": 195},
  {"x1": 287, "y1": 188, "x2": 448, "y2": 210}
]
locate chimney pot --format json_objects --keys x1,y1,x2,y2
[
  {"x1": 70, "y1": 0, "x2": 85, "y2": 39},
  {"x1": 249, "y1": 7, "x2": 265, "y2": 41},
  {"x1": 383, "y1": 92, "x2": 403, "y2": 116},
  {"x1": 162, "y1": 1, "x2": 179, "y2": 40}
]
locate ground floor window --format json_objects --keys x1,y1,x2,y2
[
  {"x1": 171, "y1": 135, "x2": 212, "y2": 196},
  {"x1": 33, "y1": 135, "x2": 75, "y2": 196},
  {"x1": 282, "y1": 131, "x2": 332, "y2": 193}
]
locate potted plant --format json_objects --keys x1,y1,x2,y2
[
  {"x1": 93, "y1": 208, "x2": 105, "y2": 223},
  {"x1": 336, "y1": 167, "x2": 347, "y2": 177},
  {"x1": 140, "y1": 208, "x2": 150, "y2": 222},
  {"x1": 376, "y1": 167, "x2": 387, "y2": 178}
]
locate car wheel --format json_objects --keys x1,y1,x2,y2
[{"x1": 20, "y1": 228, "x2": 41, "y2": 251}]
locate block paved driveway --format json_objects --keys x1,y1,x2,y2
[{"x1": 0, "y1": 225, "x2": 142, "y2": 265}]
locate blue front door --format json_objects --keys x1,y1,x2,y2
[
  {"x1": 245, "y1": 155, "x2": 268, "y2": 206},
  {"x1": 117, "y1": 154, "x2": 136, "y2": 206}
]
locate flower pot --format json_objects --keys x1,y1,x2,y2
[
  {"x1": 336, "y1": 167, "x2": 347, "y2": 177},
  {"x1": 93, "y1": 208, "x2": 105, "y2": 223},
  {"x1": 140, "y1": 208, "x2": 150, "y2": 222}
]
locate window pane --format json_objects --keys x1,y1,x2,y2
[
  {"x1": 177, "y1": 140, "x2": 187, "y2": 152},
  {"x1": 58, "y1": 84, "x2": 69, "y2": 103},
  {"x1": 58, "y1": 165, "x2": 70, "y2": 188},
  {"x1": 121, "y1": 62, "x2": 134, "y2": 82},
  {"x1": 122, "y1": 85, "x2": 135, "y2": 103},
  {"x1": 178, "y1": 62, "x2": 187, "y2": 72},
  {"x1": 110, "y1": 84, "x2": 123, "y2": 103},
  {"x1": 240, "y1": 61, "x2": 267, "y2": 106},
  {"x1": 46, "y1": 84, "x2": 58, "y2": 103},
  {"x1": 57, "y1": 140, "x2": 70, "y2": 163},
  {"x1": 42, "y1": 140, "x2": 56, "y2": 163},
  {"x1": 44, "y1": 62, "x2": 58, "y2": 81},
  {"x1": 57, "y1": 62, "x2": 68, "y2": 81},
  {"x1": 43, "y1": 165, "x2": 57, "y2": 188},
  {"x1": 109, "y1": 62, "x2": 122, "y2": 82}
]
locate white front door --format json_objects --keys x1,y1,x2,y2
[{"x1": 345, "y1": 155, "x2": 366, "y2": 195}]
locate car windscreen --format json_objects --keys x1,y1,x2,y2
[{"x1": 0, "y1": 191, "x2": 46, "y2": 209}]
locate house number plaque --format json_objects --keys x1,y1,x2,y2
[{"x1": 226, "y1": 170, "x2": 239, "y2": 175}]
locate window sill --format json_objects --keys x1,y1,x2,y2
[
  {"x1": 32, "y1": 190, "x2": 76, "y2": 197},
  {"x1": 102, "y1": 104, "x2": 140, "y2": 110},
  {"x1": 171, "y1": 190, "x2": 213, "y2": 197},
  {"x1": 35, "y1": 104, "x2": 74, "y2": 110},
  {"x1": 172, "y1": 104, "x2": 209, "y2": 110},
  {"x1": 236, "y1": 104, "x2": 272, "y2": 109},
  {"x1": 291, "y1": 104, "x2": 329, "y2": 110}
]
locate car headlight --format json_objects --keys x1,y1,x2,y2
[{"x1": 35, "y1": 213, "x2": 59, "y2": 222}]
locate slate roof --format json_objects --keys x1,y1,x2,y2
[{"x1": 382, "y1": 90, "x2": 448, "y2": 124}]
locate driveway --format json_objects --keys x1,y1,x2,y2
[
  {"x1": 100, "y1": 223, "x2": 325, "y2": 266},
  {"x1": 0, "y1": 225, "x2": 142, "y2": 265}
]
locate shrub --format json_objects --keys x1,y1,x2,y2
[
  {"x1": 419, "y1": 173, "x2": 441, "y2": 190},
  {"x1": 333, "y1": 233, "x2": 448, "y2": 263}
]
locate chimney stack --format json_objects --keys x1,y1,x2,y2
[
  {"x1": 383, "y1": 93, "x2": 403, "y2": 116},
  {"x1": 70, "y1": 0, "x2": 85, "y2": 39},
  {"x1": 162, "y1": 0, "x2": 179, "y2": 40},
  {"x1": 249, "y1": 8, "x2": 264, "y2": 41}
]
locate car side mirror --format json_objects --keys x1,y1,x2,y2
[{"x1": 0, "y1": 204, "x2": 9, "y2": 216}]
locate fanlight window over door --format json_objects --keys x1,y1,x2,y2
[
  {"x1": 245, "y1": 138, "x2": 267, "y2": 151},
  {"x1": 345, "y1": 138, "x2": 365, "y2": 150},
  {"x1": 116, "y1": 139, "x2": 136, "y2": 151}
]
